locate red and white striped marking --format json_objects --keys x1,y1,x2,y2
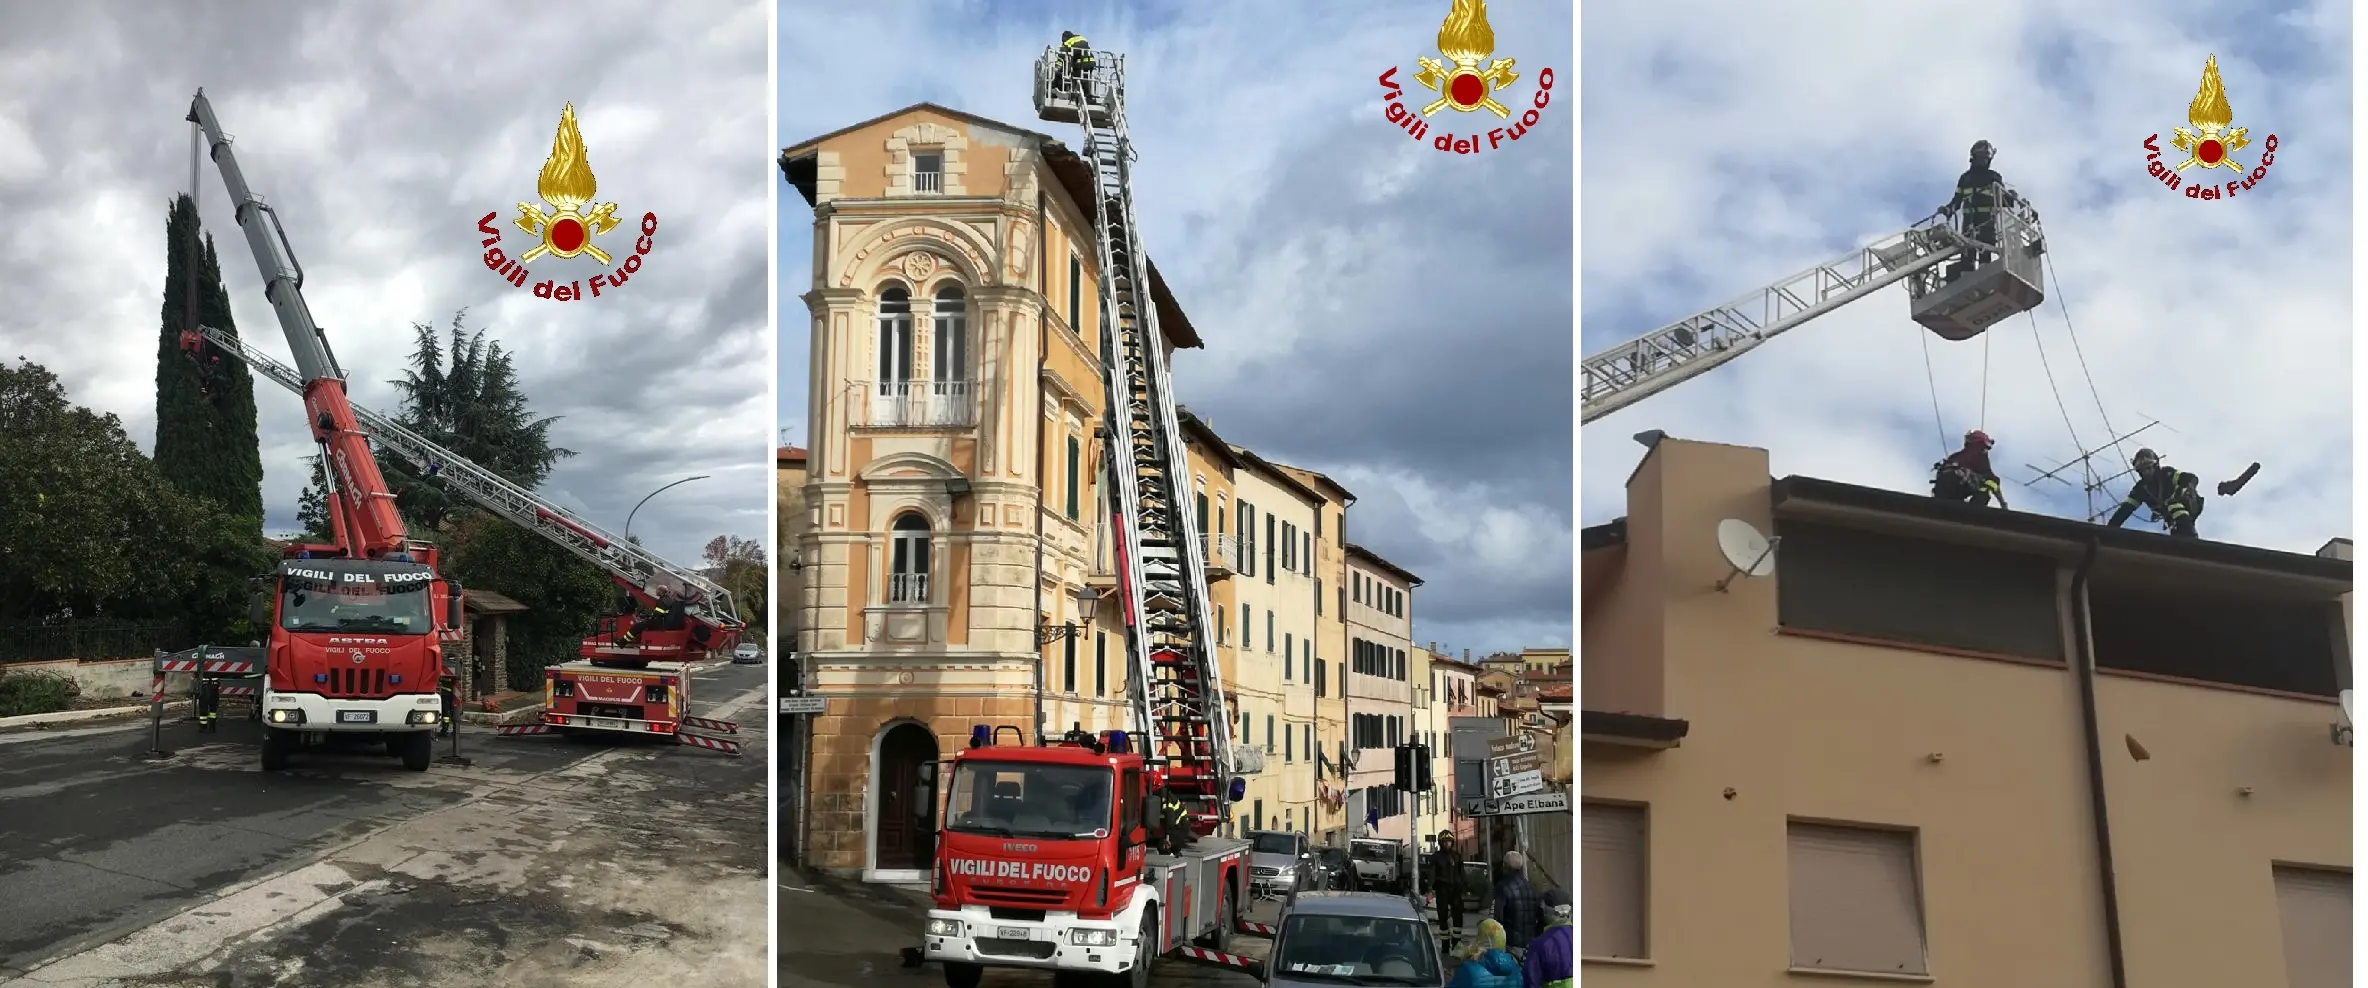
[
  {"x1": 676, "y1": 732, "x2": 742, "y2": 755},
  {"x1": 682, "y1": 715, "x2": 738, "y2": 734},
  {"x1": 1174, "y1": 947, "x2": 1258, "y2": 970},
  {"x1": 1236, "y1": 919, "x2": 1277, "y2": 937},
  {"x1": 497, "y1": 724, "x2": 553, "y2": 736},
  {"x1": 217, "y1": 685, "x2": 258, "y2": 697},
  {"x1": 158, "y1": 659, "x2": 258, "y2": 674}
]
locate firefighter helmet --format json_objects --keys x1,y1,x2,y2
[
  {"x1": 2133, "y1": 448, "x2": 2160, "y2": 471},
  {"x1": 1971, "y1": 140, "x2": 1995, "y2": 160},
  {"x1": 1965, "y1": 429, "x2": 1993, "y2": 450}
]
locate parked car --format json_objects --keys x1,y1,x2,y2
[
  {"x1": 1348, "y1": 837, "x2": 1409, "y2": 894},
  {"x1": 1265, "y1": 892, "x2": 1444, "y2": 988},
  {"x1": 732, "y1": 642, "x2": 763, "y2": 664},
  {"x1": 1248, "y1": 830, "x2": 1316, "y2": 899},
  {"x1": 1314, "y1": 846, "x2": 1353, "y2": 890}
]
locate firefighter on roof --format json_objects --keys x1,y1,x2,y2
[
  {"x1": 1932, "y1": 429, "x2": 2007, "y2": 508},
  {"x1": 2107, "y1": 448, "x2": 2203, "y2": 538}
]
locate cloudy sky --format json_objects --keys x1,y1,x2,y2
[
  {"x1": 0, "y1": 1, "x2": 771, "y2": 571},
  {"x1": 1582, "y1": 0, "x2": 2351, "y2": 555},
  {"x1": 779, "y1": 0, "x2": 1575, "y2": 654}
]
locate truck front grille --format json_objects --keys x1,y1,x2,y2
[
  {"x1": 970, "y1": 885, "x2": 1067, "y2": 908},
  {"x1": 326, "y1": 667, "x2": 388, "y2": 698},
  {"x1": 977, "y1": 938, "x2": 1057, "y2": 960}
]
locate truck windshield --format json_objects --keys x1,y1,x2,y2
[
  {"x1": 1272, "y1": 914, "x2": 1440, "y2": 986},
  {"x1": 1351, "y1": 842, "x2": 1396, "y2": 861},
  {"x1": 1250, "y1": 833, "x2": 1299, "y2": 855},
  {"x1": 943, "y1": 760, "x2": 1113, "y2": 840},
  {"x1": 279, "y1": 563, "x2": 435, "y2": 635}
]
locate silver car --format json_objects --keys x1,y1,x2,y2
[
  {"x1": 1247, "y1": 830, "x2": 1314, "y2": 899},
  {"x1": 1263, "y1": 892, "x2": 1444, "y2": 988}
]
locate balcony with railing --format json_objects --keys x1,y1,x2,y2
[
  {"x1": 888, "y1": 572, "x2": 930, "y2": 604},
  {"x1": 868, "y1": 380, "x2": 976, "y2": 428},
  {"x1": 1204, "y1": 533, "x2": 1239, "y2": 579}
]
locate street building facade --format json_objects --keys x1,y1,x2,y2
[
  {"x1": 1271, "y1": 461, "x2": 1357, "y2": 845},
  {"x1": 1224, "y1": 446, "x2": 1325, "y2": 837},
  {"x1": 1344, "y1": 542, "x2": 1421, "y2": 840},
  {"x1": 1581, "y1": 435, "x2": 2352, "y2": 986}
]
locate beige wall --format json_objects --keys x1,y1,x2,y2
[
  {"x1": 1228, "y1": 456, "x2": 1323, "y2": 836},
  {"x1": 1274, "y1": 463, "x2": 1354, "y2": 844},
  {"x1": 1582, "y1": 437, "x2": 2351, "y2": 986},
  {"x1": 1345, "y1": 551, "x2": 1417, "y2": 839}
]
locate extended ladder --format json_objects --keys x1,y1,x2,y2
[
  {"x1": 196, "y1": 324, "x2": 745, "y2": 637},
  {"x1": 1040, "y1": 46, "x2": 1234, "y2": 832}
]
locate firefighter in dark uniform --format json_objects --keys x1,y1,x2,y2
[
  {"x1": 1059, "y1": 32, "x2": 1095, "y2": 96},
  {"x1": 1159, "y1": 791, "x2": 1195, "y2": 855},
  {"x1": 2107, "y1": 448, "x2": 2204, "y2": 538},
  {"x1": 437, "y1": 672, "x2": 458, "y2": 738},
  {"x1": 1943, "y1": 140, "x2": 2005, "y2": 281},
  {"x1": 1932, "y1": 429, "x2": 2008, "y2": 508},
  {"x1": 194, "y1": 674, "x2": 221, "y2": 733}
]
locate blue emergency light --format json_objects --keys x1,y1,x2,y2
[
  {"x1": 1103, "y1": 730, "x2": 1129, "y2": 754},
  {"x1": 388, "y1": 674, "x2": 402, "y2": 685},
  {"x1": 1228, "y1": 777, "x2": 1247, "y2": 802},
  {"x1": 313, "y1": 673, "x2": 328, "y2": 684},
  {"x1": 970, "y1": 724, "x2": 992, "y2": 749}
]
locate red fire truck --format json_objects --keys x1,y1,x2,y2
[
  {"x1": 183, "y1": 90, "x2": 463, "y2": 772},
  {"x1": 921, "y1": 45, "x2": 1267, "y2": 988}
]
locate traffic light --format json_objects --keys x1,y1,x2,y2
[{"x1": 1393, "y1": 742, "x2": 1433, "y2": 792}]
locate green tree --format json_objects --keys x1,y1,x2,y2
[
  {"x1": 385, "y1": 312, "x2": 574, "y2": 532},
  {"x1": 294, "y1": 454, "x2": 332, "y2": 543},
  {"x1": 0, "y1": 359, "x2": 269, "y2": 638},
  {"x1": 444, "y1": 514, "x2": 614, "y2": 686},
  {"x1": 152, "y1": 194, "x2": 265, "y2": 527},
  {"x1": 703, "y1": 534, "x2": 767, "y2": 635}
]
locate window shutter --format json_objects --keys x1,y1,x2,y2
[
  {"x1": 1787, "y1": 823, "x2": 1926, "y2": 976},
  {"x1": 1581, "y1": 803, "x2": 1647, "y2": 959},
  {"x1": 2273, "y1": 866, "x2": 2351, "y2": 988}
]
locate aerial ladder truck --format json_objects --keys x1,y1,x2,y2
[
  {"x1": 182, "y1": 90, "x2": 463, "y2": 772},
  {"x1": 190, "y1": 324, "x2": 749, "y2": 756},
  {"x1": 920, "y1": 44, "x2": 1266, "y2": 988},
  {"x1": 1580, "y1": 190, "x2": 2048, "y2": 424}
]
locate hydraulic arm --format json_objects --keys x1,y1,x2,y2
[{"x1": 184, "y1": 90, "x2": 414, "y2": 561}]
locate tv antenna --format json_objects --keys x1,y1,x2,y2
[
  {"x1": 1714, "y1": 518, "x2": 1779, "y2": 593},
  {"x1": 2021, "y1": 418, "x2": 2165, "y2": 520}
]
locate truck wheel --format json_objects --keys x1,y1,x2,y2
[
  {"x1": 398, "y1": 731, "x2": 433, "y2": 771},
  {"x1": 260, "y1": 726, "x2": 291, "y2": 771},
  {"x1": 1120, "y1": 912, "x2": 1155, "y2": 988},
  {"x1": 941, "y1": 962, "x2": 981, "y2": 988},
  {"x1": 1194, "y1": 884, "x2": 1235, "y2": 952}
]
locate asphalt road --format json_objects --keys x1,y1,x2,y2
[
  {"x1": 0, "y1": 660, "x2": 769, "y2": 986},
  {"x1": 778, "y1": 867, "x2": 1273, "y2": 988}
]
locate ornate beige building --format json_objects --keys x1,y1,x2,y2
[{"x1": 779, "y1": 104, "x2": 1203, "y2": 879}]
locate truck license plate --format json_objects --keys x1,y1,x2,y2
[
  {"x1": 997, "y1": 926, "x2": 1029, "y2": 939},
  {"x1": 587, "y1": 717, "x2": 626, "y2": 731},
  {"x1": 337, "y1": 710, "x2": 375, "y2": 724}
]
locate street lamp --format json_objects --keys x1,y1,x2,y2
[
  {"x1": 1036, "y1": 583, "x2": 1102, "y2": 645},
  {"x1": 625, "y1": 474, "x2": 710, "y2": 542}
]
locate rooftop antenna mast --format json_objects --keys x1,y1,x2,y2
[{"x1": 2020, "y1": 418, "x2": 2164, "y2": 519}]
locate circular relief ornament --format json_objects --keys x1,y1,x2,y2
[{"x1": 900, "y1": 251, "x2": 937, "y2": 282}]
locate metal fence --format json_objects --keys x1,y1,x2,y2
[{"x1": 0, "y1": 622, "x2": 187, "y2": 664}]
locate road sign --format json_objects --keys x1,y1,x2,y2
[
  {"x1": 1488, "y1": 769, "x2": 1544, "y2": 799},
  {"x1": 1486, "y1": 733, "x2": 1537, "y2": 759},
  {"x1": 779, "y1": 696, "x2": 826, "y2": 715},
  {"x1": 1474, "y1": 789, "x2": 1569, "y2": 817},
  {"x1": 1489, "y1": 751, "x2": 1541, "y2": 776}
]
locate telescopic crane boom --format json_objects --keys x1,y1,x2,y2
[{"x1": 183, "y1": 89, "x2": 414, "y2": 562}]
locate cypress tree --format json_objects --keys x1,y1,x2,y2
[{"x1": 153, "y1": 194, "x2": 265, "y2": 528}]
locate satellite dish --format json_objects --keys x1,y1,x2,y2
[{"x1": 1714, "y1": 518, "x2": 1780, "y2": 593}]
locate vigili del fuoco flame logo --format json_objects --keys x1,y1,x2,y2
[
  {"x1": 2142, "y1": 55, "x2": 2279, "y2": 201},
  {"x1": 476, "y1": 103, "x2": 661, "y2": 301},
  {"x1": 1377, "y1": 0, "x2": 1556, "y2": 155}
]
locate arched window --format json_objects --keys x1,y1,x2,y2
[
  {"x1": 931, "y1": 284, "x2": 967, "y2": 389},
  {"x1": 877, "y1": 286, "x2": 913, "y2": 406},
  {"x1": 889, "y1": 513, "x2": 931, "y2": 603}
]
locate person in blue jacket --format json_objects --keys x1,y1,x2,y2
[
  {"x1": 1445, "y1": 918, "x2": 1523, "y2": 988},
  {"x1": 1522, "y1": 888, "x2": 1573, "y2": 988}
]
